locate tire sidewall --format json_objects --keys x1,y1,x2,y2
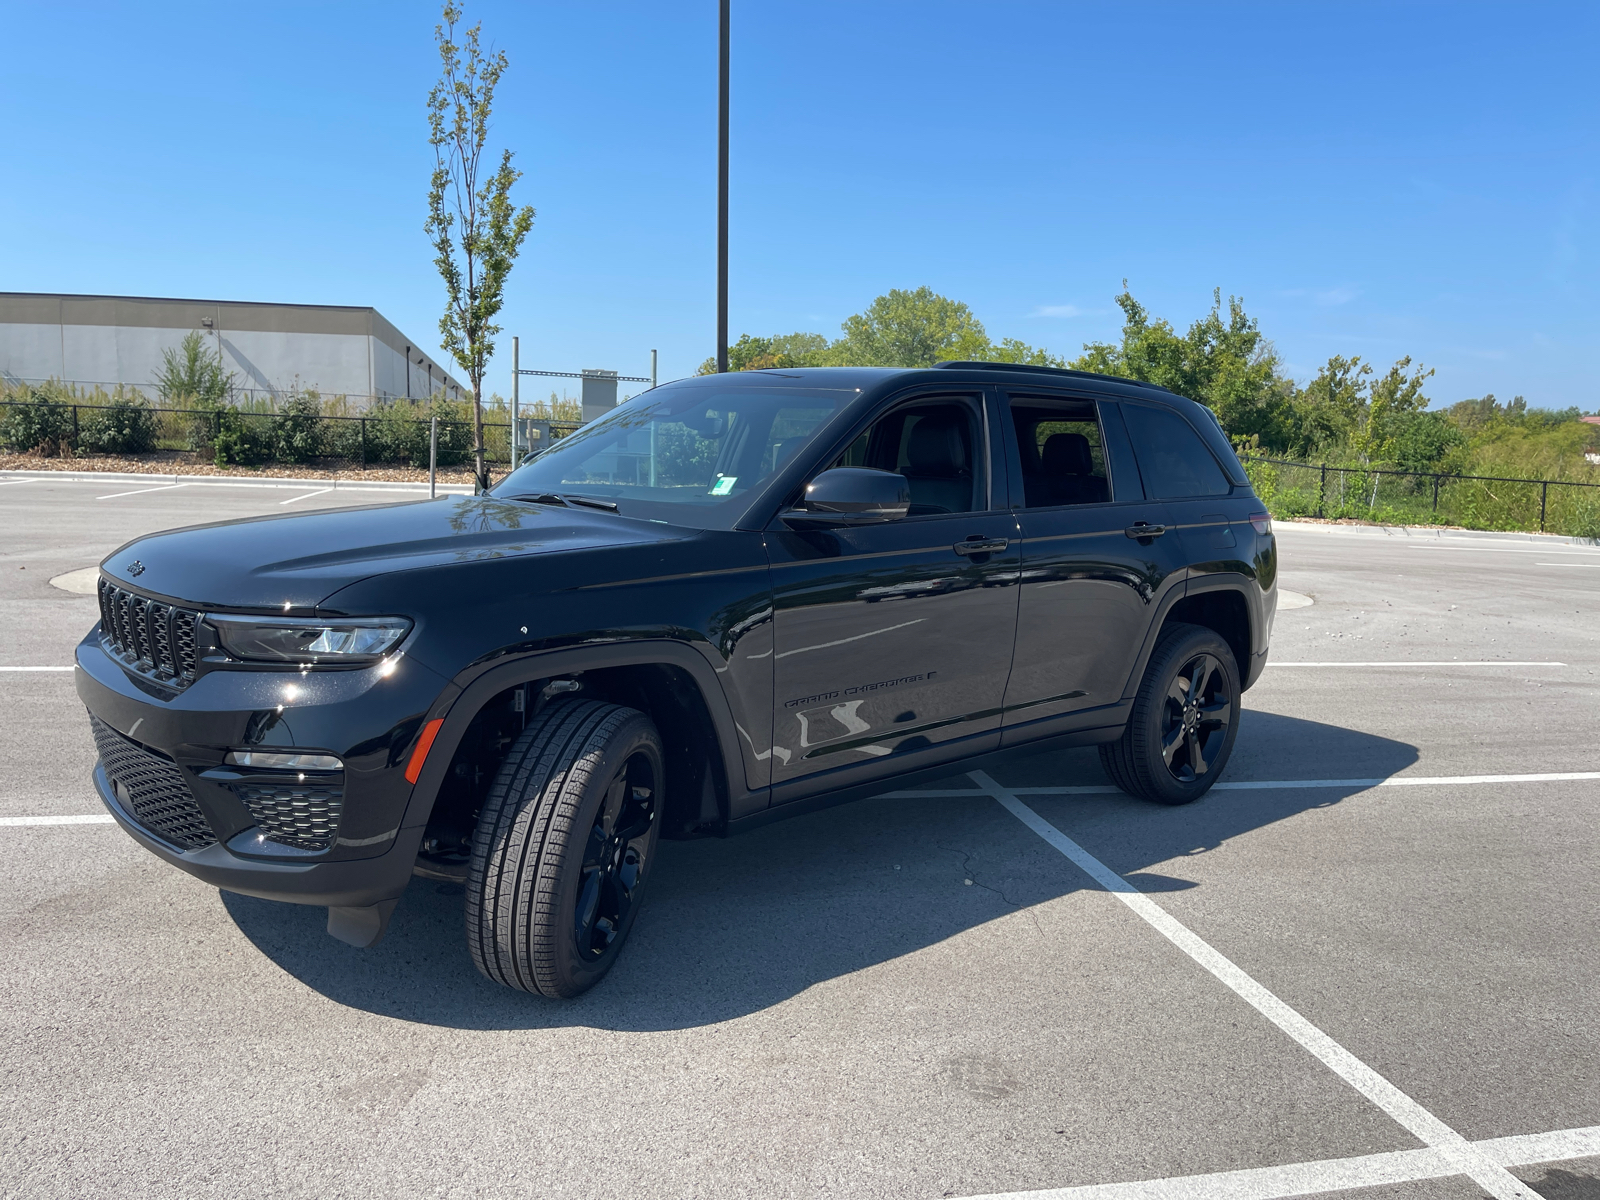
[
  {"x1": 1131, "y1": 626, "x2": 1241, "y2": 805},
  {"x1": 543, "y1": 713, "x2": 664, "y2": 996}
]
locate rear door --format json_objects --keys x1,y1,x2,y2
[
  {"x1": 1000, "y1": 392, "x2": 1187, "y2": 743},
  {"x1": 766, "y1": 391, "x2": 1020, "y2": 800}
]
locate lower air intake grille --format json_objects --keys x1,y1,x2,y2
[
  {"x1": 89, "y1": 716, "x2": 215, "y2": 850},
  {"x1": 233, "y1": 783, "x2": 345, "y2": 851}
]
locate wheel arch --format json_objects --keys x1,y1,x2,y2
[
  {"x1": 1163, "y1": 582, "x2": 1253, "y2": 689},
  {"x1": 403, "y1": 642, "x2": 757, "y2": 846}
]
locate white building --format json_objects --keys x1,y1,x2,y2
[{"x1": 0, "y1": 291, "x2": 465, "y2": 404}]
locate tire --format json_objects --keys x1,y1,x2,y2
[
  {"x1": 1099, "y1": 622, "x2": 1241, "y2": 806},
  {"x1": 466, "y1": 699, "x2": 664, "y2": 997}
]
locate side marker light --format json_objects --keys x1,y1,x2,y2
[
  {"x1": 405, "y1": 718, "x2": 445, "y2": 784},
  {"x1": 1248, "y1": 511, "x2": 1272, "y2": 536}
]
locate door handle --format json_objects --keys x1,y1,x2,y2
[
  {"x1": 953, "y1": 536, "x2": 1009, "y2": 556},
  {"x1": 1124, "y1": 522, "x2": 1167, "y2": 540}
]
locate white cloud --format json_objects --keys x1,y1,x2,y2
[
  {"x1": 1280, "y1": 286, "x2": 1360, "y2": 306},
  {"x1": 1031, "y1": 304, "x2": 1085, "y2": 318}
]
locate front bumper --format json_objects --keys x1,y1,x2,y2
[
  {"x1": 92, "y1": 762, "x2": 425, "y2": 907},
  {"x1": 76, "y1": 629, "x2": 453, "y2": 908}
]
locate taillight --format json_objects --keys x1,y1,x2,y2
[{"x1": 1248, "y1": 511, "x2": 1272, "y2": 536}]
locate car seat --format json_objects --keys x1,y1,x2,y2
[
  {"x1": 903, "y1": 412, "x2": 974, "y2": 514},
  {"x1": 1040, "y1": 432, "x2": 1108, "y2": 505}
]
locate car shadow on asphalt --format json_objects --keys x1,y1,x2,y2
[{"x1": 221, "y1": 709, "x2": 1417, "y2": 1031}]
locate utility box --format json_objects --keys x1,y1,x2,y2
[{"x1": 580, "y1": 369, "x2": 619, "y2": 423}]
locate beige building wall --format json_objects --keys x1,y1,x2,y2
[{"x1": 0, "y1": 293, "x2": 464, "y2": 404}]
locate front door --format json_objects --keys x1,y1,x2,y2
[
  {"x1": 1000, "y1": 393, "x2": 1188, "y2": 743},
  {"x1": 766, "y1": 393, "x2": 1020, "y2": 800}
]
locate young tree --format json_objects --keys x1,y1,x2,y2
[{"x1": 426, "y1": 2, "x2": 535, "y2": 492}]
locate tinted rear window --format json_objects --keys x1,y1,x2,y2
[{"x1": 1121, "y1": 403, "x2": 1232, "y2": 499}]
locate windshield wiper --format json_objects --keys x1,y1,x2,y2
[
  {"x1": 502, "y1": 491, "x2": 620, "y2": 513},
  {"x1": 503, "y1": 492, "x2": 569, "y2": 507},
  {"x1": 558, "y1": 493, "x2": 620, "y2": 512}
]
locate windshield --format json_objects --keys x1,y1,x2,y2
[{"x1": 493, "y1": 381, "x2": 858, "y2": 526}]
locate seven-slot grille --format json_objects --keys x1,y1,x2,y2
[
  {"x1": 89, "y1": 715, "x2": 216, "y2": 850},
  {"x1": 97, "y1": 577, "x2": 200, "y2": 686}
]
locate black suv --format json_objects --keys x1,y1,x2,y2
[{"x1": 77, "y1": 363, "x2": 1276, "y2": 997}]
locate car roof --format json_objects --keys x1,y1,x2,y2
[{"x1": 715, "y1": 362, "x2": 1188, "y2": 406}]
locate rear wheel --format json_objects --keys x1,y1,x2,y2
[
  {"x1": 466, "y1": 700, "x2": 663, "y2": 997},
  {"x1": 1100, "y1": 622, "x2": 1240, "y2": 805}
]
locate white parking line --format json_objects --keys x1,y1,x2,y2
[
  {"x1": 1267, "y1": 661, "x2": 1565, "y2": 668},
  {"x1": 1537, "y1": 562, "x2": 1600, "y2": 567},
  {"x1": 0, "y1": 815, "x2": 113, "y2": 826},
  {"x1": 963, "y1": 1123, "x2": 1600, "y2": 1200},
  {"x1": 969, "y1": 771, "x2": 1532, "y2": 1200},
  {"x1": 0, "y1": 666, "x2": 74, "y2": 672},
  {"x1": 279, "y1": 488, "x2": 333, "y2": 505},
  {"x1": 882, "y1": 770, "x2": 1600, "y2": 799},
  {"x1": 95, "y1": 483, "x2": 187, "y2": 500}
]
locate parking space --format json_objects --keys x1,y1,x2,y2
[{"x1": 2, "y1": 491, "x2": 1597, "y2": 1199}]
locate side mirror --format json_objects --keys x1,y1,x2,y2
[{"x1": 780, "y1": 467, "x2": 910, "y2": 529}]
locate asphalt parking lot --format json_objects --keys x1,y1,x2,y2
[{"x1": 2, "y1": 474, "x2": 1598, "y2": 1200}]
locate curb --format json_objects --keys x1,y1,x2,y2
[
  {"x1": 0, "y1": 469, "x2": 473, "y2": 495},
  {"x1": 1281, "y1": 518, "x2": 1599, "y2": 549}
]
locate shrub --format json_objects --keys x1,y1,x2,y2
[
  {"x1": 210, "y1": 409, "x2": 268, "y2": 467},
  {"x1": 0, "y1": 389, "x2": 76, "y2": 456},
  {"x1": 271, "y1": 393, "x2": 324, "y2": 463},
  {"x1": 80, "y1": 392, "x2": 157, "y2": 454}
]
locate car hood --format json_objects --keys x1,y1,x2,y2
[{"x1": 99, "y1": 495, "x2": 676, "y2": 610}]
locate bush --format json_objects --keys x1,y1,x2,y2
[
  {"x1": 270, "y1": 393, "x2": 323, "y2": 463},
  {"x1": 80, "y1": 393, "x2": 157, "y2": 454},
  {"x1": 0, "y1": 389, "x2": 76, "y2": 456},
  {"x1": 209, "y1": 409, "x2": 268, "y2": 466}
]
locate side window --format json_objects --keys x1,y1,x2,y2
[
  {"x1": 1121, "y1": 403, "x2": 1232, "y2": 499},
  {"x1": 830, "y1": 400, "x2": 982, "y2": 515},
  {"x1": 1007, "y1": 398, "x2": 1111, "y2": 508}
]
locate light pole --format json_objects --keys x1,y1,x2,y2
[
  {"x1": 512, "y1": 336, "x2": 520, "y2": 458},
  {"x1": 716, "y1": 0, "x2": 729, "y2": 373}
]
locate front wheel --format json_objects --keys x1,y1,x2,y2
[
  {"x1": 1100, "y1": 622, "x2": 1241, "y2": 805},
  {"x1": 466, "y1": 700, "x2": 664, "y2": 997}
]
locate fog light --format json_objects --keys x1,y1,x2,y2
[{"x1": 225, "y1": 750, "x2": 342, "y2": 771}]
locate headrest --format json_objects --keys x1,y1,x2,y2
[
  {"x1": 1041, "y1": 432, "x2": 1092, "y2": 477},
  {"x1": 906, "y1": 413, "x2": 969, "y2": 475}
]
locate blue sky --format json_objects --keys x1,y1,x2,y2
[{"x1": 2, "y1": 2, "x2": 1594, "y2": 409}]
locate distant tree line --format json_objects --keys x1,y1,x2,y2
[{"x1": 705, "y1": 284, "x2": 1600, "y2": 483}]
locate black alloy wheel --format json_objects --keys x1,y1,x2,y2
[
  {"x1": 1100, "y1": 622, "x2": 1242, "y2": 805},
  {"x1": 573, "y1": 752, "x2": 657, "y2": 963},
  {"x1": 467, "y1": 700, "x2": 664, "y2": 997},
  {"x1": 1159, "y1": 652, "x2": 1231, "y2": 784}
]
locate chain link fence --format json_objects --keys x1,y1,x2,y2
[
  {"x1": 0, "y1": 395, "x2": 580, "y2": 472},
  {"x1": 1240, "y1": 455, "x2": 1600, "y2": 539}
]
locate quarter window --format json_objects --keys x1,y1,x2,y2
[{"x1": 1121, "y1": 403, "x2": 1232, "y2": 499}]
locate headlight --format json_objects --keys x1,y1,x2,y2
[{"x1": 207, "y1": 615, "x2": 411, "y2": 665}]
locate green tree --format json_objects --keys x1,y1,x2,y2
[
  {"x1": 154, "y1": 331, "x2": 234, "y2": 406},
  {"x1": 834, "y1": 287, "x2": 988, "y2": 367},
  {"x1": 1072, "y1": 286, "x2": 1296, "y2": 449},
  {"x1": 426, "y1": 2, "x2": 536, "y2": 492}
]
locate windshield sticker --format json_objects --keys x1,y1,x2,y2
[{"x1": 709, "y1": 476, "x2": 737, "y2": 496}]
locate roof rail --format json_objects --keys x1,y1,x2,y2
[{"x1": 930, "y1": 361, "x2": 1173, "y2": 393}]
